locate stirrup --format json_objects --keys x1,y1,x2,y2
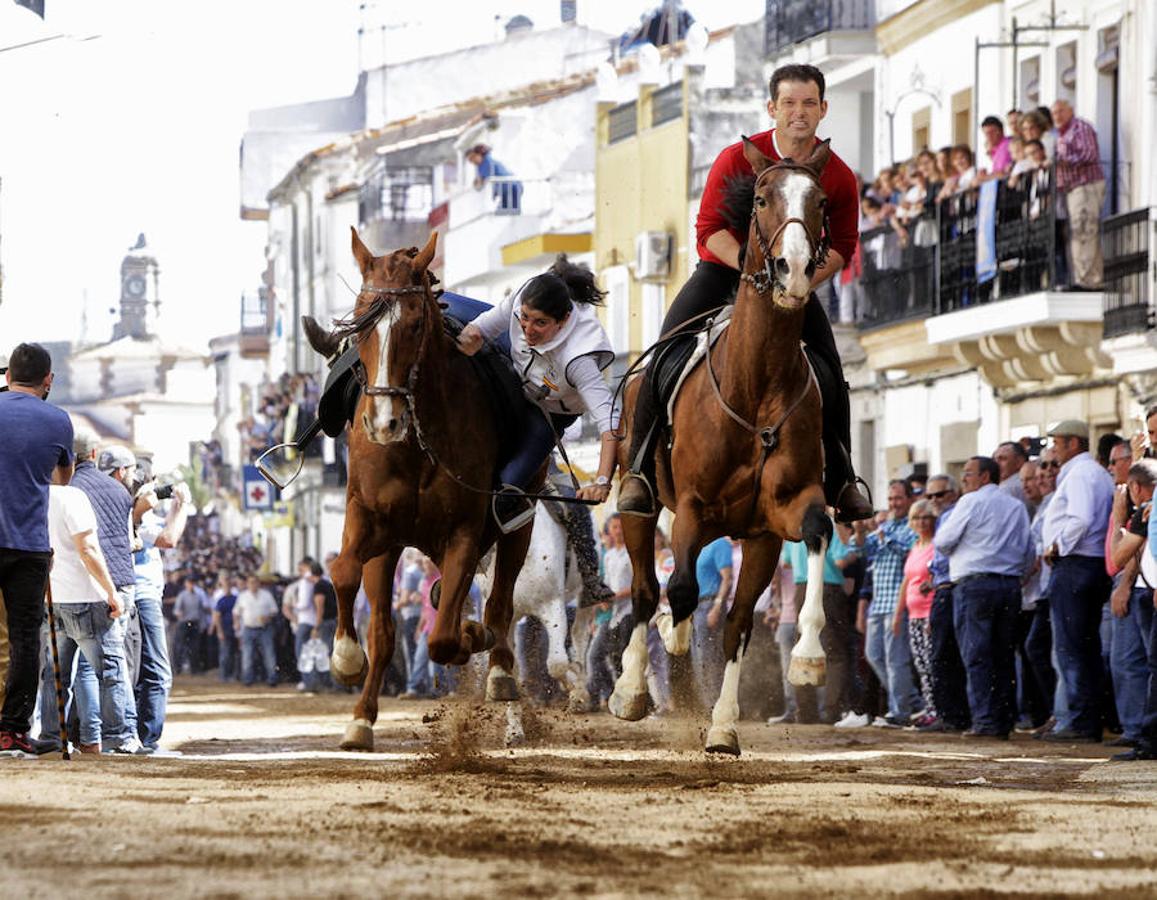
[
  {"x1": 493, "y1": 484, "x2": 536, "y2": 534},
  {"x1": 617, "y1": 472, "x2": 658, "y2": 517},
  {"x1": 834, "y1": 476, "x2": 875, "y2": 524}
]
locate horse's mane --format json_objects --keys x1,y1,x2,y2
[
  {"x1": 721, "y1": 172, "x2": 756, "y2": 235},
  {"x1": 331, "y1": 297, "x2": 391, "y2": 342}
]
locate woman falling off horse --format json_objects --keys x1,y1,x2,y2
[{"x1": 451, "y1": 256, "x2": 621, "y2": 531}]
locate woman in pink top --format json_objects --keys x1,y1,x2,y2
[{"x1": 893, "y1": 499, "x2": 938, "y2": 725}]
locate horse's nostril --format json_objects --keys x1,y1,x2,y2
[
  {"x1": 387, "y1": 418, "x2": 398, "y2": 432},
  {"x1": 805, "y1": 260, "x2": 816, "y2": 277},
  {"x1": 775, "y1": 258, "x2": 790, "y2": 275}
]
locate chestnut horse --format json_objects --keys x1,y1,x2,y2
[
  {"x1": 611, "y1": 140, "x2": 835, "y2": 755},
  {"x1": 326, "y1": 229, "x2": 535, "y2": 751}
]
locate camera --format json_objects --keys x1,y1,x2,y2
[{"x1": 155, "y1": 484, "x2": 175, "y2": 500}]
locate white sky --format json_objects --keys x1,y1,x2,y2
[{"x1": 0, "y1": 0, "x2": 763, "y2": 355}]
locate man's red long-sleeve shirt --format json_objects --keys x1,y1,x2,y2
[{"x1": 695, "y1": 129, "x2": 859, "y2": 269}]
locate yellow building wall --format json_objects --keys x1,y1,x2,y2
[{"x1": 594, "y1": 83, "x2": 690, "y2": 354}]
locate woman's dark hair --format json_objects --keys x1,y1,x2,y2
[
  {"x1": 1035, "y1": 105, "x2": 1054, "y2": 128},
  {"x1": 520, "y1": 254, "x2": 606, "y2": 321},
  {"x1": 952, "y1": 144, "x2": 974, "y2": 166}
]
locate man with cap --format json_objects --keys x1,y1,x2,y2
[
  {"x1": 1041, "y1": 419, "x2": 1115, "y2": 742},
  {"x1": 0, "y1": 343, "x2": 74, "y2": 755},
  {"x1": 70, "y1": 440, "x2": 143, "y2": 753}
]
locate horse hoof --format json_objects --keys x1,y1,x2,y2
[
  {"x1": 340, "y1": 718, "x2": 374, "y2": 752},
  {"x1": 705, "y1": 726, "x2": 740, "y2": 756},
  {"x1": 486, "y1": 668, "x2": 520, "y2": 702},
  {"x1": 331, "y1": 637, "x2": 368, "y2": 686},
  {"x1": 608, "y1": 690, "x2": 648, "y2": 722},
  {"x1": 788, "y1": 655, "x2": 826, "y2": 687},
  {"x1": 657, "y1": 613, "x2": 692, "y2": 656},
  {"x1": 567, "y1": 689, "x2": 592, "y2": 714}
]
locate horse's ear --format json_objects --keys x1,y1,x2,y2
[
  {"x1": 742, "y1": 136, "x2": 774, "y2": 176},
  {"x1": 350, "y1": 227, "x2": 374, "y2": 275},
  {"x1": 805, "y1": 139, "x2": 832, "y2": 179},
  {"x1": 412, "y1": 231, "x2": 437, "y2": 272}
]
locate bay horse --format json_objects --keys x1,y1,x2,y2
[
  {"x1": 326, "y1": 229, "x2": 535, "y2": 751},
  {"x1": 611, "y1": 139, "x2": 834, "y2": 755}
]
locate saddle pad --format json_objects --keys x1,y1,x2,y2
[{"x1": 665, "y1": 311, "x2": 733, "y2": 423}]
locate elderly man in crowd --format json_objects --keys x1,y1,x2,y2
[
  {"x1": 1027, "y1": 448, "x2": 1063, "y2": 735},
  {"x1": 1041, "y1": 420, "x2": 1115, "y2": 742},
  {"x1": 933, "y1": 456, "x2": 1034, "y2": 739},
  {"x1": 994, "y1": 441, "x2": 1030, "y2": 510},
  {"x1": 863, "y1": 480, "x2": 922, "y2": 726},
  {"x1": 1051, "y1": 99, "x2": 1105, "y2": 289},
  {"x1": 234, "y1": 574, "x2": 280, "y2": 688},
  {"x1": 923, "y1": 473, "x2": 970, "y2": 732}
]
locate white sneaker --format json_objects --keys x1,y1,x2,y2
[
  {"x1": 109, "y1": 736, "x2": 146, "y2": 755},
  {"x1": 833, "y1": 711, "x2": 871, "y2": 729},
  {"x1": 296, "y1": 682, "x2": 307, "y2": 692},
  {"x1": 871, "y1": 716, "x2": 901, "y2": 729}
]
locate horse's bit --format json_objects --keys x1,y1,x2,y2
[{"x1": 741, "y1": 161, "x2": 831, "y2": 297}]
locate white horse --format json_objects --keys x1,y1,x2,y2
[{"x1": 478, "y1": 501, "x2": 592, "y2": 711}]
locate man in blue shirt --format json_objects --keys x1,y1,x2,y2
[
  {"x1": 692, "y1": 537, "x2": 733, "y2": 711},
  {"x1": 0, "y1": 343, "x2": 74, "y2": 755},
  {"x1": 923, "y1": 473, "x2": 971, "y2": 733},
  {"x1": 864, "y1": 480, "x2": 920, "y2": 725},
  {"x1": 934, "y1": 456, "x2": 1034, "y2": 739}
]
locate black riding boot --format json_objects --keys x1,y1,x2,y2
[
  {"x1": 563, "y1": 505, "x2": 615, "y2": 606},
  {"x1": 617, "y1": 376, "x2": 663, "y2": 516},
  {"x1": 803, "y1": 296, "x2": 874, "y2": 523}
]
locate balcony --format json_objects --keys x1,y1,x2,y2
[
  {"x1": 358, "y1": 165, "x2": 437, "y2": 257},
  {"x1": 444, "y1": 174, "x2": 593, "y2": 289},
  {"x1": 764, "y1": 0, "x2": 876, "y2": 63},
  {"x1": 855, "y1": 170, "x2": 1110, "y2": 387},
  {"x1": 1100, "y1": 207, "x2": 1157, "y2": 376}
]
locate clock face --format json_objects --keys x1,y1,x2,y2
[{"x1": 126, "y1": 274, "x2": 147, "y2": 298}]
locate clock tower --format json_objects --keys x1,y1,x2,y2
[{"x1": 113, "y1": 232, "x2": 160, "y2": 340}]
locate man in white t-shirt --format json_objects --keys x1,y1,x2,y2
[
  {"x1": 283, "y1": 557, "x2": 319, "y2": 690},
  {"x1": 38, "y1": 482, "x2": 133, "y2": 754},
  {"x1": 233, "y1": 574, "x2": 280, "y2": 687}
]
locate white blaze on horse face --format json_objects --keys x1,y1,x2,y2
[
  {"x1": 369, "y1": 304, "x2": 400, "y2": 437},
  {"x1": 779, "y1": 172, "x2": 816, "y2": 298}
]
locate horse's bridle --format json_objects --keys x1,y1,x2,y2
[
  {"x1": 741, "y1": 161, "x2": 830, "y2": 297},
  {"x1": 349, "y1": 282, "x2": 430, "y2": 407}
]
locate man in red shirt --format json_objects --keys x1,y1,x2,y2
[{"x1": 618, "y1": 63, "x2": 872, "y2": 522}]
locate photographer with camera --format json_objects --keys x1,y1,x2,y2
[
  {"x1": 0, "y1": 343, "x2": 74, "y2": 755},
  {"x1": 132, "y1": 457, "x2": 189, "y2": 751}
]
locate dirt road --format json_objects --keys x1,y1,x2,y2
[{"x1": 2, "y1": 678, "x2": 1155, "y2": 898}]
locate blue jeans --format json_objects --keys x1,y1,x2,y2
[
  {"x1": 240, "y1": 625, "x2": 278, "y2": 686},
  {"x1": 1024, "y1": 600, "x2": 1057, "y2": 725},
  {"x1": 39, "y1": 603, "x2": 130, "y2": 747},
  {"x1": 1138, "y1": 591, "x2": 1157, "y2": 751},
  {"x1": 954, "y1": 575, "x2": 1021, "y2": 736},
  {"x1": 585, "y1": 620, "x2": 614, "y2": 704},
  {"x1": 692, "y1": 598, "x2": 726, "y2": 712},
  {"x1": 1111, "y1": 587, "x2": 1154, "y2": 741},
  {"x1": 407, "y1": 631, "x2": 432, "y2": 696},
  {"x1": 1050, "y1": 556, "x2": 1111, "y2": 736},
  {"x1": 929, "y1": 585, "x2": 971, "y2": 730},
  {"x1": 865, "y1": 612, "x2": 921, "y2": 720},
  {"x1": 134, "y1": 597, "x2": 172, "y2": 746},
  {"x1": 218, "y1": 634, "x2": 239, "y2": 682}
]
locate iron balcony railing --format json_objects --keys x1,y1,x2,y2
[
  {"x1": 856, "y1": 167, "x2": 1064, "y2": 330},
  {"x1": 1102, "y1": 208, "x2": 1153, "y2": 339},
  {"x1": 764, "y1": 0, "x2": 875, "y2": 54}
]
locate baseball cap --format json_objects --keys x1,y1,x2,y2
[
  {"x1": 1046, "y1": 420, "x2": 1089, "y2": 440},
  {"x1": 98, "y1": 445, "x2": 137, "y2": 472}
]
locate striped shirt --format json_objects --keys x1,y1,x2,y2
[
  {"x1": 865, "y1": 517, "x2": 916, "y2": 616},
  {"x1": 1054, "y1": 117, "x2": 1103, "y2": 192}
]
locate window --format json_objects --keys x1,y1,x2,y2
[
  {"x1": 608, "y1": 101, "x2": 638, "y2": 144},
  {"x1": 911, "y1": 106, "x2": 931, "y2": 154},
  {"x1": 951, "y1": 89, "x2": 971, "y2": 146},
  {"x1": 650, "y1": 82, "x2": 683, "y2": 127}
]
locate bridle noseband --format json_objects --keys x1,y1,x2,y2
[
  {"x1": 348, "y1": 282, "x2": 430, "y2": 404},
  {"x1": 741, "y1": 162, "x2": 830, "y2": 297}
]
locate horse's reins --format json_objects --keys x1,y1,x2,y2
[{"x1": 345, "y1": 279, "x2": 599, "y2": 507}]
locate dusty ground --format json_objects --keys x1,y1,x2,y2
[{"x1": 2, "y1": 677, "x2": 1156, "y2": 898}]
